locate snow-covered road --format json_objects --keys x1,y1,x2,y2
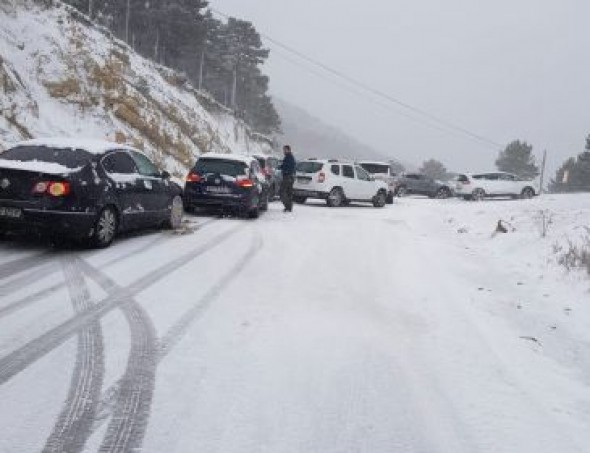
[{"x1": 1, "y1": 195, "x2": 589, "y2": 453}]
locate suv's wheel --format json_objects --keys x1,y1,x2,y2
[
  {"x1": 294, "y1": 196, "x2": 307, "y2": 204},
  {"x1": 521, "y1": 187, "x2": 535, "y2": 199},
  {"x1": 472, "y1": 188, "x2": 486, "y2": 201},
  {"x1": 386, "y1": 192, "x2": 394, "y2": 204},
  {"x1": 373, "y1": 191, "x2": 387, "y2": 208},
  {"x1": 164, "y1": 195, "x2": 184, "y2": 229},
  {"x1": 90, "y1": 206, "x2": 118, "y2": 248},
  {"x1": 327, "y1": 187, "x2": 345, "y2": 207},
  {"x1": 436, "y1": 187, "x2": 451, "y2": 199},
  {"x1": 396, "y1": 186, "x2": 407, "y2": 197},
  {"x1": 248, "y1": 206, "x2": 260, "y2": 219}
]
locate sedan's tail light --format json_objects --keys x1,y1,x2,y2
[
  {"x1": 318, "y1": 172, "x2": 326, "y2": 183},
  {"x1": 32, "y1": 181, "x2": 71, "y2": 197},
  {"x1": 236, "y1": 178, "x2": 254, "y2": 188},
  {"x1": 186, "y1": 172, "x2": 201, "y2": 183}
]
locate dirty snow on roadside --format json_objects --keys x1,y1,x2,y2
[{"x1": 0, "y1": 195, "x2": 589, "y2": 453}]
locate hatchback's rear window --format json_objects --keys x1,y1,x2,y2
[
  {"x1": 195, "y1": 158, "x2": 248, "y2": 177},
  {"x1": 297, "y1": 162, "x2": 324, "y2": 174},
  {"x1": 1, "y1": 145, "x2": 93, "y2": 169},
  {"x1": 360, "y1": 163, "x2": 389, "y2": 174}
]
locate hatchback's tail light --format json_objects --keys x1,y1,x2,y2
[
  {"x1": 186, "y1": 172, "x2": 201, "y2": 183},
  {"x1": 236, "y1": 178, "x2": 254, "y2": 188},
  {"x1": 318, "y1": 172, "x2": 326, "y2": 183},
  {"x1": 32, "y1": 181, "x2": 71, "y2": 197}
]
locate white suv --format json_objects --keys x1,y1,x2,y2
[
  {"x1": 293, "y1": 159, "x2": 389, "y2": 207},
  {"x1": 455, "y1": 172, "x2": 539, "y2": 201}
]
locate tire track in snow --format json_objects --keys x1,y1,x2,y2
[
  {"x1": 88, "y1": 232, "x2": 264, "y2": 439},
  {"x1": 76, "y1": 259, "x2": 157, "y2": 453},
  {"x1": 0, "y1": 219, "x2": 221, "y2": 319},
  {"x1": 0, "y1": 225, "x2": 240, "y2": 385},
  {"x1": 42, "y1": 258, "x2": 105, "y2": 453},
  {"x1": 0, "y1": 251, "x2": 55, "y2": 281}
]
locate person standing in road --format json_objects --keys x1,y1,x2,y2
[{"x1": 279, "y1": 145, "x2": 296, "y2": 212}]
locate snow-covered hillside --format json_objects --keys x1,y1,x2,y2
[{"x1": 0, "y1": 0, "x2": 274, "y2": 177}]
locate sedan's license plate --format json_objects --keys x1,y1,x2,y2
[
  {"x1": 0, "y1": 207, "x2": 23, "y2": 219},
  {"x1": 207, "y1": 186, "x2": 231, "y2": 194}
]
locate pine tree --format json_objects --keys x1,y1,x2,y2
[
  {"x1": 419, "y1": 159, "x2": 448, "y2": 180},
  {"x1": 548, "y1": 135, "x2": 590, "y2": 193},
  {"x1": 495, "y1": 140, "x2": 539, "y2": 179}
]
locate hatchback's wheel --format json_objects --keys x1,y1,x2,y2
[
  {"x1": 327, "y1": 187, "x2": 345, "y2": 207},
  {"x1": 521, "y1": 187, "x2": 535, "y2": 199},
  {"x1": 91, "y1": 206, "x2": 118, "y2": 248},
  {"x1": 472, "y1": 188, "x2": 486, "y2": 201},
  {"x1": 396, "y1": 186, "x2": 407, "y2": 197},
  {"x1": 373, "y1": 191, "x2": 387, "y2": 208},
  {"x1": 436, "y1": 187, "x2": 451, "y2": 199},
  {"x1": 248, "y1": 206, "x2": 260, "y2": 219},
  {"x1": 165, "y1": 195, "x2": 184, "y2": 229}
]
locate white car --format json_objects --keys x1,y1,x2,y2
[
  {"x1": 358, "y1": 161, "x2": 398, "y2": 204},
  {"x1": 293, "y1": 159, "x2": 389, "y2": 207},
  {"x1": 455, "y1": 172, "x2": 539, "y2": 201}
]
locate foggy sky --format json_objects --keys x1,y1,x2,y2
[{"x1": 213, "y1": 0, "x2": 590, "y2": 176}]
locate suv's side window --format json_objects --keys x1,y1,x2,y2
[
  {"x1": 342, "y1": 165, "x2": 355, "y2": 179},
  {"x1": 130, "y1": 151, "x2": 160, "y2": 177},
  {"x1": 331, "y1": 165, "x2": 341, "y2": 176},
  {"x1": 406, "y1": 174, "x2": 420, "y2": 180},
  {"x1": 102, "y1": 151, "x2": 138, "y2": 174},
  {"x1": 355, "y1": 166, "x2": 371, "y2": 181}
]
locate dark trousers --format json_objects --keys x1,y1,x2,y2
[{"x1": 280, "y1": 175, "x2": 295, "y2": 211}]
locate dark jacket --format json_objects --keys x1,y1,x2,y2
[{"x1": 280, "y1": 153, "x2": 296, "y2": 177}]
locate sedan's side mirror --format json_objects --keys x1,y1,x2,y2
[{"x1": 161, "y1": 170, "x2": 171, "y2": 179}]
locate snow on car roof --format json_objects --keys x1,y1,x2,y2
[
  {"x1": 198, "y1": 153, "x2": 255, "y2": 165},
  {"x1": 13, "y1": 138, "x2": 137, "y2": 155},
  {"x1": 0, "y1": 159, "x2": 78, "y2": 175}
]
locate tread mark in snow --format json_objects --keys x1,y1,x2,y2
[
  {"x1": 0, "y1": 226, "x2": 240, "y2": 385},
  {"x1": 42, "y1": 258, "x2": 105, "y2": 453},
  {"x1": 0, "y1": 221, "x2": 221, "y2": 320},
  {"x1": 0, "y1": 252, "x2": 55, "y2": 281},
  {"x1": 89, "y1": 232, "x2": 264, "y2": 437},
  {"x1": 77, "y1": 259, "x2": 157, "y2": 453}
]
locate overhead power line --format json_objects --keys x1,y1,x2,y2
[{"x1": 210, "y1": 7, "x2": 504, "y2": 149}]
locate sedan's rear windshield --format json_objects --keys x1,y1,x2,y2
[
  {"x1": 195, "y1": 158, "x2": 248, "y2": 177},
  {"x1": 296, "y1": 162, "x2": 324, "y2": 174},
  {"x1": 360, "y1": 163, "x2": 389, "y2": 174},
  {"x1": 1, "y1": 145, "x2": 93, "y2": 169}
]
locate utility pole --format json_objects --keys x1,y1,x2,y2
[
  {"x1": 198, "y1": 47, "x2": 205, "y2": 91},
  {"x1": 88, "y1": 0, "x2": 93, "y2": 19},
  {"x1": 539, "y1": 149, "x2": 548, "y2": 195},
  {"x1": 230, "y1": 66, "x2": 238, "y2": 110},
  {"x1": 125, "y1": 0, "x2": 131, "y2": 44}
]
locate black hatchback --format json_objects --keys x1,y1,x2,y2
[
  {"x1": 184, "y1": 153, "x2": 269, "y2": 218},
  {"x1": 0, "y1": 138, "x2": 183, "y2": 247}
]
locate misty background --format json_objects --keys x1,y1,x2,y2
[{"x1": 213, "y1": 0, "x2": 590, "y2": 176}]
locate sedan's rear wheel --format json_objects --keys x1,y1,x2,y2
[
  {"x1": 327, "y1": 187, "x2": 344, "y2": 207},
  {"x1": 91, "y1": 206, "x2": 118, "y2": 248},
  {"x1": 165, "y1": 195, "x2": 184, "y2": 229},
  {"x1": 472, "y1": 188, "x2": 486, "y2": 201},
  {"x1": 521, "y1": 187, "x2": 535, "y2": 199},
  {"x1": 436, "y1": 187, "x2": 451, "y2": 199}
]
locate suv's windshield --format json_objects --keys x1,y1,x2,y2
[
  {"x1": 1, "y1": 145, "x2": 93, "y2": 169},
  {"x1": 296, "y1": 162, "x2": 324, "y2": 173},
  {"x1": 360, "y1": 163, "x2": 389, "y2": 175},
  {"x1": 195, "y1": 158, "x2": 248, "y2": 177}
]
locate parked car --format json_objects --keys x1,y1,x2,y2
[
  {"x1": 253, "y1": 154, "x2": 281, "y2": 199},
  {"x1": 293, "y1": 159, "x2": 389, "y2": 208},
  {"x1": 454, "y1": 172, "x2": 539, "y2": 201},
  {"x1": 394, "y1": 173, "x2": 453, "y2": 198},
  {"x1": 0, "y1": 138, "x2": 183, "y2": 248},
  {"x1": 358, "y1": 161, "x2": 398, "y2": 204},
  {"x1": 184, "y1": 153, "x2": 269, "y2": 218}
]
